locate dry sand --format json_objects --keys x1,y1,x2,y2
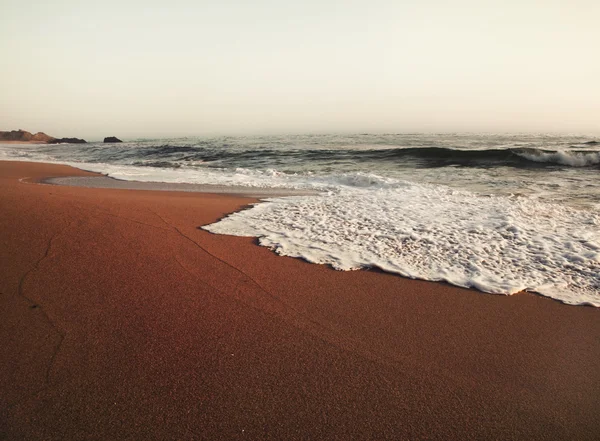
[{"x1": 0, "y1": 161, "x2": 598, "y2": 440}]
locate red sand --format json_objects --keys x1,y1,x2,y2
[{"x1": 1, "y1": 161, "x2": 598, "y2": 440}]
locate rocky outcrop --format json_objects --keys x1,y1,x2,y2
[
  {"x1": 0, "y1": 129, "x2": 31, "y2": 141},
  {"x1": 1, "y1": 129, "x2": 86, "y2": 144},
  {"x1": 47, "y1": 137, "x2": 87, "y2": 144},
  {"x1": 103, "y1": 136, "x2": 122, "y2": 143},
  {"x1": 0, "y1": 129, "x2": 54, "y2": 142},
  {"x1": 31, "y1": 132, "x2": 55, "y2": 142}
]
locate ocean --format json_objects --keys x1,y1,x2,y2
[{"x1": 1, "y1": 133, "x2": 599, "y2": 306}]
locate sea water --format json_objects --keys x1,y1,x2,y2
[{"x1": 1, "y1": 133, "x2": 598, "y2": 305}]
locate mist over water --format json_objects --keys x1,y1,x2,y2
[{"x1": 2, "y1": 133, "x2": 599, "y2": 305}]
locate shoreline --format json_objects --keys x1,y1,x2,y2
[
  {"x1": 1, "y1": 160, "x2": 599, "y2": 439},
  {"x1": 31, "y1": 164, "x2": 595, "y2": 307},
  {"x1": 40, "y1": 175, "x2": 320, "y2": 198}
]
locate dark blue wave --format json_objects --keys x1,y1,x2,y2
[{"x1": 126, "y1": 145, "x2": 600, "y2": 169}]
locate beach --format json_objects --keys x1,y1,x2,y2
[{"x1": 1, "y1": 160, "x2": 599, "y2": 439}]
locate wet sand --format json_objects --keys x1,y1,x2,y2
[
  {"x1": 42, "y1": 175, "x2": 319, "y2": 198},
  {"x1": 1, "y1": 161, "x2": 599, "y2": 440}
]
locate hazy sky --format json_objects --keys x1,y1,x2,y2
[{"x1": 1, "y1": 0, "x2": 599, "y2": 139}]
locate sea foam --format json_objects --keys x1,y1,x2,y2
[
  {"x1": 515, "y1": 149, "x2": 600, "y2": 167},
  {"x1": 204, "y1": 184, "x2": 600, "y2": 306}
]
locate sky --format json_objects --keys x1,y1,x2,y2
[{"x1": 1, "y1": 0, "x2": 599, "y2": 139}]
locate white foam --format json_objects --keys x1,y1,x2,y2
[
  {"x1": 41, "y1": 160, "x2": 413, "y2": 193},
  {"x1": 516, "y1": 150, "x2": 600, "y2": 167},
  {"x1": 205, "y1": 184, "x2": 600, "y2": 306}
]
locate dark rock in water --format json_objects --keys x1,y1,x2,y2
[
  {"x1": 48, "y1": 137, "x2": 87, "y2": 144},
  {"x1": 583, "y1": 140, "x2": 598, "y2": 145},
  {"x1": 103, "y1": 136, "x2": 123, "y2": 143}
]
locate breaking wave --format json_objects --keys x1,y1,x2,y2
[{"x1": 513, "y1": 149, "x2": 600, "y2": 167}]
